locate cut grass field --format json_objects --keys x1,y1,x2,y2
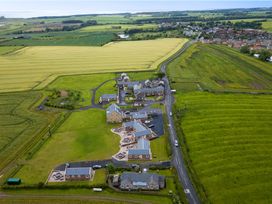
[
  {"x1": 167, "y1": 43, "x2": 272, "y2": 92},
  {"x1": 80, "y1": 23, "x2": 158, "y2": 32},
  {"x1": 0, "y1": 38, "x2": 187, "y2": 93},
  {"x1": 0, "y1": 91, "x2": 58, "y2": 176},
  {"x1": 174, "y1": 92, "x2": 272, "y2": 203},
  {"x1": 168, "y1": 42, "x2": 272, "y2": 203},
  {"x1": 15, "y1": 109, "x2": 119, "y2": 185}
]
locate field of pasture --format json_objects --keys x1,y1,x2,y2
[
  {"x1": 0, "y1": 91, "x2": 59, "y2": 177},
  {"x1": 167, "y1": 43, "x2": 272, "y2": 92},
  {"x1": 174, "y1": 92, "x2": 272, "y2": 203},
  {"x1": 0, "y1": 38, "x2": 187, "y2": 93}
]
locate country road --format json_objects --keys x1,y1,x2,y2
[{"x1": 160, "y1": 40, "x2": 201, "y2": 204}]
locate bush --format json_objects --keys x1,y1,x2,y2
[{"x1": 240, "y1": 45, "x2": 250, "y2": 54}]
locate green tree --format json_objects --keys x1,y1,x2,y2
[
  {"x1": 240, "y1": 45, "x2": 250, "y2": 54},
  {"x1": 259, "y1": 49, "x2": 271, "y2": 61}
]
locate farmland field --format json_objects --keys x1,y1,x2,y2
[
  {"x1": 0, "y1": 46, "x2": 23, "y2": 55},
  {"x1": 0, "y1": 38, "x2": 187, "y2": 92},
  {"x1": 80, "y1": 23, "x2": 158, "y2": 32},
  {"x1": 262, "y1": 20, "x2": 272, "y2": 32},
  {"x1": 174, "y1": 92, "x2": 272, "y2": 203},
  {"x1": 0, "y1": 91, "x2": 58, "y2": 176},
  {"x1": 0, "y1": 32, "x2": 116, "y2": 46},
  {"x1": 169, "y1": 43, "x2": 272, "y2": 203},
  {"x1": 167, "y1": 43, "x2": 272, "y2": 92}
]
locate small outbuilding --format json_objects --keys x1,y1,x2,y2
[{"x1": 7, "y1": 178, "x2": 21, "y2": 185}]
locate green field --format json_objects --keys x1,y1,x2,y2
[
  {"x1": 80, "y1": 23, "x2": 158, "y2": 32},
  {"x1": 0, "y1": 46, "x2": 23, "y2": 55},
  {"x1": 168, "y1": 43, "x2": 272, "y2": 203},
  {"x1": 15, "y1": 109, "x2": 119, "y2": 184},
  {"x1": 262, "y1": 20, "x2": 272, "y2": 32},
  {"x1": 167, "y1": 43, "x2": 272, "y2": 92},
  {"x1": 0, "y1": 38, "x2": 187, "y2": 92},
  {"x1": 0, "y1": 32, "x2": 116, "y2": 46},
  {"x1": 0, "y1": 91, "x2": 59, "y2": 176},
  {"x1": 174, "y1": 92, "x2": 272, "y2": 203}
]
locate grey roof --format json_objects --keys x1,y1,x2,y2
[
  {"x1": 137, "y1": 137, "x2": 150, "y2": 149},
  {"x1": 128, "y1": 137, "x2": 150, "y2": 155},
  {"x1": 101, "y1": 94, "x2": 117, "y2": 100},
  {"x1": 106, "y1": 104, "x2": 122, "y2": 114},
  {"x1": 123, "y1": 120, "x2": 152, "y2": 138},
  {"x1": 130, "y1": 112, "x2": 148, "y2": 119},
  {"x1": 118, "y1": 81, "x2": 140, "y2": 88},
  {"x1": 134, "y1": 86, "x2": 164, "y2": 95},
  {"x1": 65, "y1": 167, "x2": 91, "y2": 176},
  {"x1": 133, "y1": 129, "x2": 151, "y2": 138},
  {"x1": 120, "y1": 172, "x2": 160, "y2": 183},
  {"x1": 128, "y1": 149, "x2": 150, "y2": 155}
]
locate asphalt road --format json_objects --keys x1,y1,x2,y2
[{"x1": 160, "y1": 40, "x2": 201, "y2": 204}]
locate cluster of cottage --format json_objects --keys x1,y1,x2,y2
[
  {"x1": 100, "y1": 73, "x2": 165, "y2": 105},
  {"x1": 107, "y1": 103, "x2": 157, "y2": 161}
]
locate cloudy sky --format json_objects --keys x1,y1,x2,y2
[{"x1": 0, "y1": 0, "x2": 271, "y2": 18}]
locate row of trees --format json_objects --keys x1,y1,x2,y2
[{"x1": 240, "y1": 45, "x2": 271, "y2": 61}]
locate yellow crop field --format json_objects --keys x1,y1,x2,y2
[{"x1": 0, "y1": 38, "x2": 187, "y2": 92}]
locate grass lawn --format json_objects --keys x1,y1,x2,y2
[
  {"x1": 174, "y1": 92, "x2": 272, "y2": 203},
  {"x1": 0, "y1": 38, "x2": 187, "y2": 92},
  {"x1": 15, "y1": 109, "x2": 119, "y2": 185},
  {"x1": 167, "y1": 43, "x2": 272, "y2": 92}
]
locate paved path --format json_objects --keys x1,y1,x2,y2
[{"x1": 160, "y1": 40, "x2": 201, "y2": 204}]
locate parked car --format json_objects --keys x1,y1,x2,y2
[
  {"x1": 148, "y1": 124, "x2": 154, "y2": 128},
  {"x1": 93, "y1": 165, "x2": 102, "y2": 169},
  {"x1": 174, "y1": 140, "x2": 179, "y2": 147}
]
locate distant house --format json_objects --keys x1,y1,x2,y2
[
  {"x1": 120, "y1": 172, "x2": 165, "y2": 190},
  {"x1": 65, "y1": 167, "x2": 93, "y2": 181},
  {"x1": 99, "y1": 94, "x2": 117, "y2": 103},
  {"x1": 128, "y1": 137, "x2": 151, "y2": 160},
  {"x1": 106, "y1": 104, "x2": 123, "y2": 123}
]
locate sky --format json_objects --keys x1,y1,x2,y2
[{"x1": 0, "y1": 0, "x2": 272, "y2": 18}]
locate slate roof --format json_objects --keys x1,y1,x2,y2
[
  {"x1": 106, "y1": 104, "x2": 122, "y2": 114},
  {"x1": 130, "y1": 112, "x2": 148, "y2": 120},
  {"x1": 128, "y1": 137, "x2": 150, "y2": 155},
  {"x1": 134, "y1": 86, "x2": 164, "y2": 95},
  {"x1": 120, "y1": 172, "x2": 165, "y2": 189},
  {"x1": 101, "y1": 94, "x2": 117, "y2": 100},
  {"x1": 65, "y1": 167, "x2": 92, "y2": 176}
]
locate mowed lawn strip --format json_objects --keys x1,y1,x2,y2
[
  {"x1": 0, "y1": 38, "x2": 187, "y2": 92},
  {"x1": 15, "y1": 109, "x2": 119, "y2": 184},
  {"x1": 174, "y1": 92, "x2": 272, "y2": 203}
]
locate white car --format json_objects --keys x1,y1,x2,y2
[
  {"x1": 174, "y1": 140, "x2": 179, "y2": 147},
  {"x1": 169, "y1": 112, "x2": 172, "y2": 116},
  {"x1": 184, "y1": 189, "x2": 190, "y2": 194}
]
